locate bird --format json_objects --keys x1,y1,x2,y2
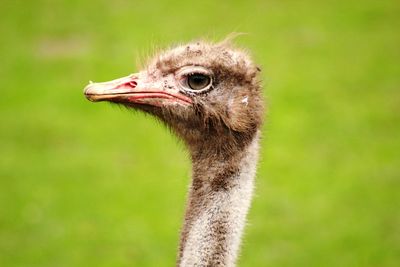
[{"x1": 84, "y1": 40, "x2": 264, "y2": 267}]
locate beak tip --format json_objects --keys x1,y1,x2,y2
[{"x1": 83, "y1": 84, "x2": 98, "y2": 102}]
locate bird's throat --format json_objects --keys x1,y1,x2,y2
[{"x1": 177, "y1": 132, "x2": 260, "y2": 267}]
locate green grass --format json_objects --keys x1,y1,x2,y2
[{"x1": 0, "y1": 0, "x2": 399, "y2": 266}]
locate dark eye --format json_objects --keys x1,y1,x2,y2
[{"x1": 187, "y1": 74, "x2": 211, "y2": 90}]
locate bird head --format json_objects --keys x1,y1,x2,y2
[{"x1": 84, "y1": 42, "x2": 263, "y2": 151}]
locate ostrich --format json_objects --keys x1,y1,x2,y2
[{"x1": 84, "y1": 40, "x2": 264, "y2": 267}]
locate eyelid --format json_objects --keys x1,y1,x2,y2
[{"x1": 176, "y1": 66, "x2": 213, "y2": 77}]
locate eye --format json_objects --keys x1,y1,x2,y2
[
  {"x1": 176, "y1": 66, "x2": 213, "y2": 93},
  {"x1": 187, "y1": 74, "x2": 211, "y2": 90}
]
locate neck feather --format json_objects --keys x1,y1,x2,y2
[{"x1": 177, "y1": 131, "x2": 260, "y2": 267}]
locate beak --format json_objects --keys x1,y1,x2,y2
[{"x1": 84, "y1": 73, "x2": 192, "y2": 107}]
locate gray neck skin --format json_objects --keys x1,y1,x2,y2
[{"x1": 177, "y1": 132, "x2": 260, "y2": 267}]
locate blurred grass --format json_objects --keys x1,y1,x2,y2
[{"x1": 0, "y1": 0, "x2": 399, "y2": 266}]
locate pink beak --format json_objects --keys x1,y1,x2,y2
[{"x1": 84, "y1": 73, "x2": 192, "y2": 107}]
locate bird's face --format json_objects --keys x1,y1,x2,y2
[{"x1": 84, "y1": 42, "x2": 263, "y2": 146}]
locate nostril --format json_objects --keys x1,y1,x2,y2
[{"x1": 128, "y1": 81, "x2": 137, "y2": 88}]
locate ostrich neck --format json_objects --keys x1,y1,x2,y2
[{"x1": 177, "y1": 131, "x2": 260, "y2": 267}]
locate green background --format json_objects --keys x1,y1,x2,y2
[{"x1": 1, "y1": 0, "x2": 399, "y2": 266}]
